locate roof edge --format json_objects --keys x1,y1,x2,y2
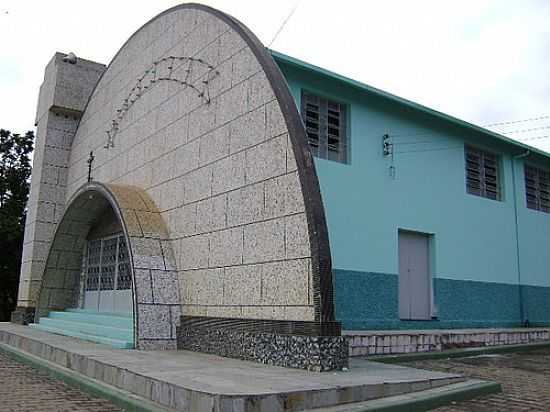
[{"x1": 270, "y1": 49, "x2": 550, "y2": 162}]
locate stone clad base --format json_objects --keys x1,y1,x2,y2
[
  {"x1": 346, "y1": 328, "x2": 550, "y2": 356},
  {"x1": 177, "y1": 316, "x2": 348, "y2": 371},
  {"x1": 0, "y1": 323, "x2": 465, "y2": 411},
  {"x1": 178, "y1": 329, "x2": 349, "y2": 372},
  {"x1": 10, "y1": 307, "x2": 35, "y2": 325}
]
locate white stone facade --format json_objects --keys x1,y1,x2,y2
[
  {"x1": 16, "y1": 4, "x2": 339, "y2": 355},
  {"x1": 63, "y1": 7, "x2": 316, "y2": 322}
]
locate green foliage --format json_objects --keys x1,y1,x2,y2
[{"x1": 0, "y1": 129, "x2": 34, "y2": 321}]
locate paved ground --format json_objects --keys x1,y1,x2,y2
[
  {"x1": 404, "y1": 347, "x2": 550, "y2": 411},
  {"x1": 0, "y1": 351, "x2": 122, "y2": 412}
]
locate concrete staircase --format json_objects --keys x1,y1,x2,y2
[{"x1": 29, "y1": 308, "x2": 133, "y2": 349}]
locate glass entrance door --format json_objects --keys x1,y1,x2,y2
[{"x1": 84, "y1": 234, "x2": 132, "y2": 314}]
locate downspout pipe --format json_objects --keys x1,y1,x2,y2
[{"x1": 511, "y1": 150, "x2": 530, "y2": 327}]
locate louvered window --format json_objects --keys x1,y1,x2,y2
[
  {"x1": 465, "y1": 146, "x2": 501, "y2": 200},
  {"x1": 525, "y1": 165, "x2": 550, "y2": 213},
  {"x1": 300, "y1": 91, "x2": 348, "y2": 163}
]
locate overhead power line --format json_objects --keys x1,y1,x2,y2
[
  {"x1": 390, "y1": 125, "x2": 550, "y2": 142},
  {"x1": 518, "y1": 134, "x2": 550, "y2": 142},
  {"x1": 389, "y1": 132, "x2": 550, "y2": 155},
  {"x1": 394, "y1": 145, "x2": 464, "y2": 155},
  {"x1": 268, "y1": 2, "x2": 300, "y2": 48},
  {"x1": 498, "y1": 125, "x2": 550, "y2": 135},
  {"x1": 483, "y1": 115, "x2": 550, "y2": 128}
]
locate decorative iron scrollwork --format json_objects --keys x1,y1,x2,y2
[{"x1": 105, "y1": 56, "x2": 219, "y2": 148}]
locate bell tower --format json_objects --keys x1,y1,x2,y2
[{"x1": 11, "y1": 53, "x2": 105, "y2": 324}]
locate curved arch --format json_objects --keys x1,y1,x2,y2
[
  {"x1": 75, "y1": 3, "x2": 335, "y2": 323},
  {"x1": 36, "y1": 182, "x2": 180, "y2": 349}
]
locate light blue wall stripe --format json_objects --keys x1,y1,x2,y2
[
  {"x1": 275, "y1": 59, "x2": 550, "y2": 287},
  {"x1": 274, "y1": 57, "x2": 550, "y2": 329}
]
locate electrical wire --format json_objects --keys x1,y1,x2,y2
[
  {"x1": 483, "y1": 115, "x2": 550, "y2": 128},
  {"x1": 268, "y1": 2, "x2": 300, "y2": 48},
  {"x1": 385, "y1": 116, "x2": 550, "y2": 140},
  {"x1": 517, "y1": 134, "x2": 550, "y2": 142},
  {"x1": 391, "y1": 129, "x2": 453, "y2": 139},
  {"x1": 382, "y1": 124, "x2": 550, "y2": 145},
  {"x1": 392, "y1": 136, "x2": 549, "y2": 155},
  {"x1": 494, "y1": 125, "x2": 550, "y2": 135},
  {"x1": 394, "y1": 145, "x2": 464, "y2": 155},
  {"x1": 392, "y1": 139, "x2": 455, "y2": 146},
  {"x1": 390, "y1": 134, "x2": 550, "y2": 154}
]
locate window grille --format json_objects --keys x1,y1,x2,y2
[
  {"x1": 85, "y1": 240, "x2": 101, "y2": 291},
  {"x1": 300, "y1": 91, "x2": 348, "y2": 163},
  {"x1": 525, "y1": 164, "x2": 550, "y2": 213},
  {"x1": 116, "y1": 235, "x2": 132, "y2": 290},
  {"x1": 100, "y1": 237, "x2": 117, "y2": 290},
  {"x1": 465, "y1": 146, "x2": 501, "y2": 200},
  {"x1": 85, "y1": 234, "x2": 131, "y2": 292}
]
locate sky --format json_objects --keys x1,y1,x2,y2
[{"x1": 1, "y1": 0, "x2": 549, "y2": 153}]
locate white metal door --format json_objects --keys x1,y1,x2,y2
[
  {"x1": 398, "y1": 230, "x2": 431, "y2": 320},
  {"x1": 84, "y1": 240, "x2": 101, "y2": 311},
  {"x1": 83, "y1": 234, "x2": 132, "y2": 314},
  {"x1": 113, "y1": 236, "x2": 133, "y2": 313}
]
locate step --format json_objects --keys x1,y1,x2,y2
[
  {"x1": 66, "y1": 308, "x2": 133, "y2": 319},
  {"x1": 48, "y1": 311, "x2": 133, "y2": 329},
  {"x1": 28, "y1": 323, "x2": 133, "y2": 349},
  {"x1": 1, "y1": 322, "x2": 470, "y2": 412},
  {"x1": 38, "y1": 318, "x2": 133, "y2": 341}
]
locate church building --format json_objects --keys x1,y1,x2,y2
[{"x1": 12, "y1": 3, "x2": 550, "y2": 370}]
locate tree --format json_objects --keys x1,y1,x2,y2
[{"x1": 0, "y1": 129, "x2": 34, "y2": 321}]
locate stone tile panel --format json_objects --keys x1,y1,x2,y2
[
  {"x1": 244, "y1": 134, "x2": 287, "y2": 185},
  {"x1": 208, "y1": 226, "x2": 243, "y2": 267},
  {"x1": 178, "y1": 235, "x2": 210, "y2": 270},
  {"x1": 223, "y1": 265, "x2": 261, "y2": 306},
  {"x1": 285, "y1": 213, "x2": 311, "y2": 259},
  {"x1": 261, "y1": 259, "x2": 310, "y2": 306},
  {"x1": 211, "y1": 151, "x2": 245, "y2": 195},
  {"x1": 151, "y1": 270, "x2": 179, "y2": 304},
  {"x1": 183, "y1": 165, "x2": 212, "y2": 204},
  {"x1": 228, "y1": 105, "x2": 266, "y2": 154},
  {"x1": 138, "y1": 304, "x2": 172, "y2": 339},
  {"x1": 226, "y1": 182, "x2": 264, "y2": 227},
  {"x1": 134, "y1": 268, "x2": 154, "y2": 304},
  {"x1": 243, "y1": 219, "x2": 285, "y2": 264}
]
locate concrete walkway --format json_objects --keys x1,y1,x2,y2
[{"x1": 0, "y1": 323, "x2": 465, "y2": 411}]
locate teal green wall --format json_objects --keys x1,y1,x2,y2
[{"x1": 276, "y1": 57, "x2": 550, "y2": 329}]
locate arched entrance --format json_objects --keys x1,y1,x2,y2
[
  {"x1": 34, "y1": 182, "x2": 180, "y2": 349},
  {"x1": 82, "y1": 206, "x2": 132, "y2": 314}
]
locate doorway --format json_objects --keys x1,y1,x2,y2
[
  {"x1": 398, "y1": 230, "x2": 431, "y2": 320},
  {"x1": 83, "y1": 234, "x2": 132, "y2": 314}
]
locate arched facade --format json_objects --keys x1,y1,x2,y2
[
  {"x1": 17, "y1": 3, "x2": 347, "y2": 370},
  {"x1": 36, "y1": 182, "x2": 180, "y2": 349}
]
